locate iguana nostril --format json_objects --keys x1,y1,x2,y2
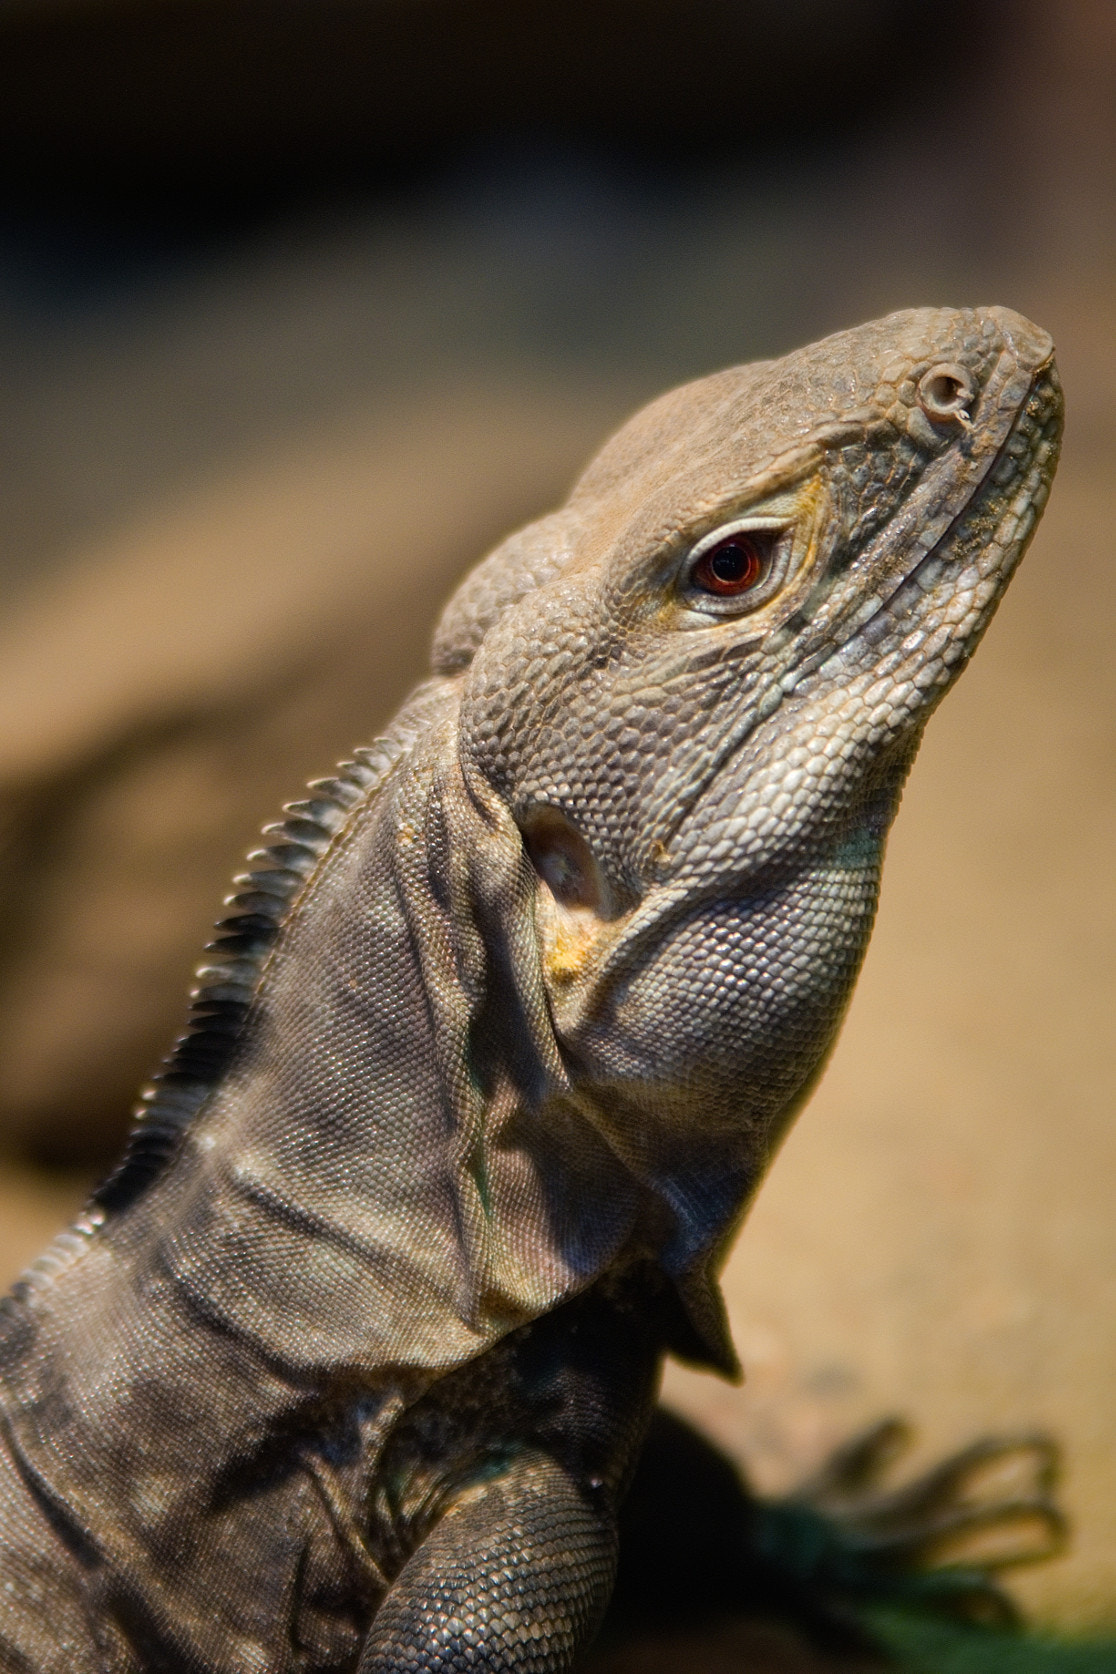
[{"x1": 918, "y1": 363, "x2": 975, "y2": 424}]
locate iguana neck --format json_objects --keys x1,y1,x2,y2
[{"x1": 147, "y1": 713, "x2": 642, "y2": 1376}]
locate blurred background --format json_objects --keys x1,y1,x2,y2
[{"x1": 0, "y1": 0, "x2": 1112, "y2": 1634}]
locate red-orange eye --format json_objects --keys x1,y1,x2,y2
[{"x1": 691, "y1": 530, "x2": 773, "y2": 595}]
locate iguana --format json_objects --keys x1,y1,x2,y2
[{"x1": 0, "y1": 306, "x2": 1064, "y2": 1672}]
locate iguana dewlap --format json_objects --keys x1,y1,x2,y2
[{"x1": 0, "y1": 307, "x2": 1062, "y2": 1672}]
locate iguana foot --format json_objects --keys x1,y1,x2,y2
[
  {"x1": 750, "y1": 1415, "x2": 1067, "y2": 1628},
  {"x1": 595, "y1": 1408, "x2": 1067, "y2": 1670}
]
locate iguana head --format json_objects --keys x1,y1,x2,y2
[{"x1": 439, "y1": 306, "x2": 1061, "y2": 1291}]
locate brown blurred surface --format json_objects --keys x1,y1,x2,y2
[{"x1": 0, "y1": 0, "x2": 1113, "y2": 1637}]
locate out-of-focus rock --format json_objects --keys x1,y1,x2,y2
[{"x1": 0, "y1": 381, "x2": 622, "y2": 1162}]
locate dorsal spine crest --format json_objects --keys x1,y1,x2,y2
[
  {"x1": 4, "y1": 684, "x2": 444, "y2": 1308},
  {"x1": 88, "y1": 742, "x2": 403, "y2": 1216}
]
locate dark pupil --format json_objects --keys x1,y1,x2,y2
[{"x1": 710, "y1": 542, "x2": 752, "y2": 583}]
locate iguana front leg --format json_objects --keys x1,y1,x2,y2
[{"x1": 357, "y1": 1448, "x2": 616, "y2": 1673}]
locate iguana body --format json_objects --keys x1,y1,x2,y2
[{"x1": 0, "y1": 307, "x2": 1062, "y2": 1671}]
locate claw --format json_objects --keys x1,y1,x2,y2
[
  {"x1": 852, "y1": 1433, "x2": 1061, "y2": 1525},
  {"x1": 791, "y1": 1424, "x2": 1064, "y2": 1564},
  {"x1": 792, "y1": 1416, "x2": 914, "y2": 1505},
  {"x1": 841, "y1": 1494, "x2": 1068, "y2": 1570}
]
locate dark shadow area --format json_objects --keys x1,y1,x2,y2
[
  {"x1": 587, "y1": 1411, "x2": 1101, "y2": 1673},
  {"x1": 0, "y1": 0, "x2": 1002, "y2": 219},
  {"x1": 598, "y1": 1410, "x2": 883, "y2": 1667}
]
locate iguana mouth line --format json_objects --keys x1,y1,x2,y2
[
  {"x1": 772, "y1": 360, "x2": 1054, "y2": 695},
  {"x1": 817, "y1": 362, "x2": 1056, "y2": 670}
]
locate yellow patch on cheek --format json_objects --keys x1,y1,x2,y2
[
  {"x1": 543, "y1": 915, "x2": 599, "y2": 984},
  {"x1": 522, "y1": 810, "x2": 613, "y2": 985}
]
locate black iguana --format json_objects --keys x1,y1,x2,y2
[{"x1": 0, "y1": 306, "x2": 1063, "y2": 1671}]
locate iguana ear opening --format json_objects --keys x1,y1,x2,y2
[
  {"x1": 431, "y1": 510, "x2": 580, "y2": 674},
  {"x1": 522, "y1": 808, "x2": 607, "y2": 915}
]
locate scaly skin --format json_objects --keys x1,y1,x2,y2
[{"x1": 0, "y1": 307, "x2": 1062, "y2": 1672}]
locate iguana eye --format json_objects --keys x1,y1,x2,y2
[
  {"x1": 692, "y1": 530, "x2": 774, "y2": 595},
  {"x1": 680, "y1": 502, "x2": 801, "y2": 619}
]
